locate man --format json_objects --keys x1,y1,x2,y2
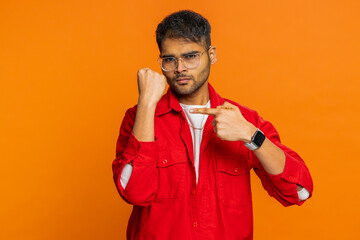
[{"x1": 112, "y1": 10, "x2": 313, "y2": 240}]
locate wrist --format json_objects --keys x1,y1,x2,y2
[{"x1": 138, "y1": 98, "x2": 158, "y2": 109}]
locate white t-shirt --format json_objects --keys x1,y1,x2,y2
[{"x1": 179, "y1": 100, "x2": 211, "y2": 184}]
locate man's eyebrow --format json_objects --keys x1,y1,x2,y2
[
  {"x1": 181, "y1": 51, "x2": 201, "y2": 56},
  {"x1": 160, "y1": 54, "x2": 175, "y2": 58},
  {"x1": 160, "y1": 50, "x2": 201, "y2": 58}
]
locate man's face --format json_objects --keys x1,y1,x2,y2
[{"x1": 159, "y1": 38, "x2": 212, "y2": 96}]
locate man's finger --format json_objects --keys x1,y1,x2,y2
[{"x1": 189, "y1": 107, "x2": 219, "y2": 115}]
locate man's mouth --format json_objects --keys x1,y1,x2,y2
[{"x1": 175, "y1": 77, "x2": 192, "y2": 84}]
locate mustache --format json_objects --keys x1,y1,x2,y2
[{"x1": 173, "y1": 75, "x2": 194, "y2": 81}]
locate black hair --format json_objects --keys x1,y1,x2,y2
[{"x1": 156, "y1": 10, "x2": 211, "y2": 51}]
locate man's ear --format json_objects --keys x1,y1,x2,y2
[{"x1": 208, "y1": 46, "x2": 217, "y2": 65}]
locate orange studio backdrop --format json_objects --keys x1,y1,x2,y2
[{"x1": 1, "y1": 0, "x2": 359, "y2": 239}]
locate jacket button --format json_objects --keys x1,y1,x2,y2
[
  {"x1": 234, "y1": 168, "x2": 239, "y2": 173},
  {"x1": 191, "y1": 189, "x2": 196, "y2": 195},
  {"x1": 163, "y1": 159, "x2": 168, "y2": 164},
  {"x1": 193, "y1": 221, "x2": 198, "y2": 227}
]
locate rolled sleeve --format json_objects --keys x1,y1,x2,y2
[
  {"x1": 268, "y1": 151, "x2": 303, "y2": 188},
  {"x1": 254, "y1": 142, "x2": 313, "y2": 206},
  {"x1": 123, "y1": 131, "x2": 158, "y2": 166}
]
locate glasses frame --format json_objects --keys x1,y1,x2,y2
[{"x1": 157, "y1": 46, "x2": 212, "y2": 72}]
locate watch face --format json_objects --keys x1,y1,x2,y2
[{"x1": 253, "y1": 130, "x2": 265, "y2": 147}]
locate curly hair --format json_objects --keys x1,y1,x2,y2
[{"x1": 156, "y1": 10, "x2": 211, "y2": 51}]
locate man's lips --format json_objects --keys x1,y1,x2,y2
[{"x1": 175, "y1": 77, "x2": 192, "y2": 84}]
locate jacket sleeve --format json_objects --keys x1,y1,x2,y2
[
  {"x1": 112, "y1": 108, "x2": 158, "y2": 206},
  {"x1": 247, "y1": 113, "x2": 314, "y2": 207}
]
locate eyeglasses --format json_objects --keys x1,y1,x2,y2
[{"x1": 157, "y1": 48, "x2": 210, "y2": 72}]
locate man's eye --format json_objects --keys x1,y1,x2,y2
[
  {"x1": 184, "y1": 54, "x2": 198, "y2": 59},
  {"x1": 163, "y1": 57, "x2": 175, "y2": 63}
]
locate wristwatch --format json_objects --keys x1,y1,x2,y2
[{"x1": 244, "y1": 128, "x2": 265, "y2": 151}]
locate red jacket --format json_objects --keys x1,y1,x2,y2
[{"x1": 112, "y1": 83, "x2": 313, "y2": 240}]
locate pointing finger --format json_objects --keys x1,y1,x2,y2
[{"x1": 189, "y1": 107, "x2": 219, "y2": 116}]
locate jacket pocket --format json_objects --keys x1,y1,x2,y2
[
  {"x1": 156, "y1": 149, "x2": 187, "y2": 199},
  {"x1": 216, "y1": 154, "x2": 251, "y2": 208}
]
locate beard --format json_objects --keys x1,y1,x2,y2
[{"x1": 167, "y1": 62, "x2": 211, "y2": 96}]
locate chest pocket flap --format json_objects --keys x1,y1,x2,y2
[
  {"x1": 158, "y1": 149, "x2": 188, "y2": 167},
  {"x1": 216, "y1": 154, "x2": 250, "y2": 175}
]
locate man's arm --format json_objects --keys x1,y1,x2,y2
[
  {"x1": 112, "y1": 68, "x2": 166, "y2": 205},
  {"x1": 252, "y1": 136, "x2": 304, "y2": 191},
  {"x1": 132, "y1": 68, "x2": 166, "y2": 143},
  {"x1": 251, "y1": 136, "x2": 310, "y2": 200},
  {"x1": 190, "y1": 101, "x2": 313, "y2": 205}
]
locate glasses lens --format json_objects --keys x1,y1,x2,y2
[
  {"x1": 183, "y1": 54, "x2": 200, "y2": 69},
  {"x1": 161, "y1": 58, "x2": 176, "y2": 71}
]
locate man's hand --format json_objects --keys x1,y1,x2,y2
[
  {"x1": 190, "y1": 101, "x2": 257, "y2": 142},
  {"x1": 137, "y1": 68, "x2": 167, "y2": 106},
  {"x1": 132, "y1": 68, "x2": 166, "y2": 142}
]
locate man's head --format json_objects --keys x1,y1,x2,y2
[{"x1": 155, "y1": 10, "x2": 217, "y2": 98}]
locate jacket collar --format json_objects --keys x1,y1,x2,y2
[{"x1": 155, "y1": 82, "x2": 225, "y2": 116}]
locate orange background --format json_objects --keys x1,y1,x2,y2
[{"x1": 1, "y1": 0, "x2": 359, "y2": 239}]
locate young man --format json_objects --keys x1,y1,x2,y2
[{"x1": 112, "y1": 10, "x2": 313, "y2": 240}]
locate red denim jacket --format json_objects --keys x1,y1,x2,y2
[{"x1": 112, "y1": 83, "x2": 313, "y2": 240}]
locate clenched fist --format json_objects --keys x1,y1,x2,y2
[
  {"x1": 190, "y1": 101, "x2": 257, "y2": 142},
  {"x1": 137, "y1": 68, "x2": 167, "y2": 106}
]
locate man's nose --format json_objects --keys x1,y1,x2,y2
[{"x1": 175, "y1": 59, "x2": 187, "y2": 72}]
